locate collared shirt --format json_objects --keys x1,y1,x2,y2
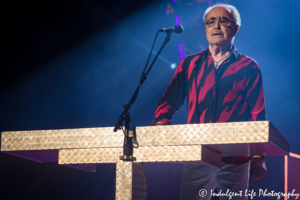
[{"x1": 152, "y1": 47, "x2": 266, "y2": 164}]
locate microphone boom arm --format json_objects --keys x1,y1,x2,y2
[
  {"x1": 113, "y1": 31, "x2": 173, "y2": 132},
  {"x1": 113, "y1": 30, "x2": 177, "y2": 162}
]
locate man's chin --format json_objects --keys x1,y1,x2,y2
[
  {"x1": 210, "y1": 42, "x2": 224, "y2": 46},
  {"x1": 209, "y1": 40, "x2": 229, "y2": 47}
]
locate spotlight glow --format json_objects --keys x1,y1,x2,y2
[{"x1": 171, "y1": 63, "x2": 177, "y2": 69}]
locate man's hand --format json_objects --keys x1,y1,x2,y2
[{"x1": 250, "y1": 156, "x2": 267, "y2": 181}]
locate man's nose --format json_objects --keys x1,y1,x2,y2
[{"x1": 213, "y1": 19, "x2": 221, "y2": 29}]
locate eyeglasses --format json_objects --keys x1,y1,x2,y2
[{"x1": 205, "y1": 16, "x2": 235, "y2": 27}]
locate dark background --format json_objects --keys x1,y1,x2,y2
[{"x1": 1, "y1": 0, "x2": 300, "y2": 199}]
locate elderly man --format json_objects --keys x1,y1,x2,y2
[{"x1": 152, "y1": 3, "x2": 267, "y2": 200}]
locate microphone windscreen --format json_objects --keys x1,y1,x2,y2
[{"x1": 174, "y1": 25, "x2": 183, "y2": 34}]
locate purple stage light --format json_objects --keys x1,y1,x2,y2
[
  {"x1": 208, "y1": 0, "x2": 212, "y2": 7},
  {"x1": 178, "y1": 43, "x2": 184, "y2": 61},
  {"x1": 173, "y1": 0, "x2": 176, "y2": 2},
  {"x1": 175, "y1": 16, "x2": 180, "y2": 25}
]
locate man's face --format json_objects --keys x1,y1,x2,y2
[{"x1": 205, "y1": 7, "x2": 239, "y2": 46}]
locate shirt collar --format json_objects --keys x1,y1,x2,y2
[{"x1": 204, "y1": 45, "x2": 239, "y2": 67}]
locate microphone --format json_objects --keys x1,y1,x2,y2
[{"x1": 159, "y1": 25, "x2": 183, "y2": 34}]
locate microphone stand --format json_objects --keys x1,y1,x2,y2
[{"x1": 114, "y1": 30, "x2": 173, "y2": 161}]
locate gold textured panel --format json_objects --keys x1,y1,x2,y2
[
  {"x1": 58, "y1": 146, "x2": 202, "y2": 164},
  {"x1": 58, "y1": 146, "x2": 221, "y2": 169},
  {"x1": 134, "y1": 146, "x2": 201, "y2": 162},
  {"x1": 0, "y1": 121, "x2": 289, "y2": 200},
  {"x1": 136, "y1": 121, "x2": 270, "y2": 147},
  {"x1": 116, "y1": 161, "x2": 133, "y2": 200},
  {"x1": 1, "y1": 121, "x2": 289, "y2": 154},
  {"x1": 1, "y1": 127, "x2": 123, "y2": 151},
  {"x1": 116, "y1": 161, "x2": 147, "y2": 200},
  {"x1": 59, "y1": 148, "x2": 123, "y2": 164}
]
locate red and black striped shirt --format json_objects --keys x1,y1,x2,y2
[{"x1": 152, "y1": 46, "x2": 266, "y2": 164}]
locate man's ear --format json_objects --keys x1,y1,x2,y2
[{"x1": 234, "y1": 25, "x2": 240, "y2": 36}]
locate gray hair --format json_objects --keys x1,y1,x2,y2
[{"x1": 203, "y1": 3, "x2": 241, "y2": 27}]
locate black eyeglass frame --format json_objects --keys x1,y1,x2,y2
[{"x1": 205, "y1": 16, "x2": 236, "y2": 27}]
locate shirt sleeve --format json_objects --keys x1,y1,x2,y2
[
  {"x1": 247, "y1": 66, "x2": 267, "y2": 121},
  {"x1": 152, "y1": 60, "x2": 186, "y2": 125}
]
